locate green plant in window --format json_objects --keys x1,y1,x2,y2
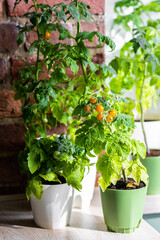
[{"x1": 109, "y1": 22, "x2": 160, "y2": 154}]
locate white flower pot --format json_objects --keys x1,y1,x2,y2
[
  {"x1": 30, "y1": 183, "x2": 74, "y2": 229},
  {"x1": 132, "y1": 121, "x2": 160, "y2": 149},
  {"x1": 73, "y1": 154, "x2": 97, "y2": 209}
]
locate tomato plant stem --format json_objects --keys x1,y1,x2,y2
[
  {"x1": 122, "y1": 167, "x2": 127, "y2": 183},
  {"x1": 76, "y1": 0, "x2": 88, "y2": 96},
  {"x1": 139, "y1": 62, "x2": 149, "y2": 154},
  {"x1": 33, "y1": 0, "x2": 41, "y2": 81},
  {"x1": 76, "y1": 0, "x2": 80, "y2": 35}
]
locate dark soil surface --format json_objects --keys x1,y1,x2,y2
[
  {"x1": 42, "y1": 175, "x2": 66, "y2": 185},
  {"x1": 146, "y1": 150, "x2": 160, "y2": 157},
  {"x1": 108, "y1": 178, "x2": 145, "y2": 190}
]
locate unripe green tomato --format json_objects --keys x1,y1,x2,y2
[{"x1": 53, "y1": 151, "x2": 60, "y2": 159}]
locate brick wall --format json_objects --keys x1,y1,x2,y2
[{"x1": 0, "y1": 0, "x2": 105, "y2": 194}]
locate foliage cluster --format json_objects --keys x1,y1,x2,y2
[
  {"x1": 69, "y1": 93, "x2": 148, "y2": 191},
  {"x1": 110, "y1": 0, "x2": 160, "y2": 152},
  {"x1": 19, "y1": 134, "x2": 88, "y2": 199},
  {"x1": 14, "y1": 0, "x2": 148, "y2": 196}
]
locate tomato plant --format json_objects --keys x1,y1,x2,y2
[{"x1": 13, "y1": 0, "x2": 117, "y2": 198}]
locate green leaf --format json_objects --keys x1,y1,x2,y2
[
  {"x1": 26, "y1": 178, "x2": 43, "y2": 200},
  {"x1": 97, "y1": 153, "x2": 121, "y2": 191},
  {"x1": 93, "y1": 141, "x2": 106, "y2": 155},
  {"x1": 113, "y1": 113, "x2": 135, "y2": 131},
  {"x1": 131, "y1": 139, "x2": 146, "y2": 158},
  {"x1": 27, "y1": 146, "x2": 40, "y2": 174},
  {"x1": 76, "y1": 31, "x2": 116, "y2": 51},
  {"x1": 53, "y1": 9, "x2": 66, "y2": 23},
  {"x1": 72, "y1": 104, "x2": 85, "y2": 116},
  {"x1": 67, "y1": 5, "x2": 80, "y2": 22},
  {"x1": 39, "y1": 172, "x2": 60, "y2": 182},
  {"x1": 16, "y1": 31, "x2": 25, "y2": 45},
  {"x1": 29, "y1": 41, "x2": 38, "y2": 54},
  {"x1": 66, "y1": 165, "x2": 85, "y2": 191},
  {"x1": 75, "y1": 133, "x2": 87, "y2": 148}
]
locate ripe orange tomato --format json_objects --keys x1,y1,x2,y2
[
  {"x1": 96, "y1": 104, "x2": 104, "y2": 113},
  {"x1": 106, "y1": 116, "x2": 113, "y2": 123},
  {"x1": 43, "y1": 31, "x2": 51, "y2": 39},
  {"x1": 109, "y1": 109, "x2": 117, "y2": 117},
  {"x1": 97, "y1": 113, "x2": 103, "y2": 120},
  {"x1": 84, "y1": 105, "x2": 91, "y2": 113},
  {"x1": 90, "y1": 97, "x2": 97, "y2": 104}
]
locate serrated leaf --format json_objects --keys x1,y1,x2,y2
[
  {"x1": 53, "y1": 9, "x2": 66, "y2": 22},
  {"x1": 29, "y1": 41, "x2": 38, "y2": 54},
  {"x1": 39, "y1": 172, "x2": 60, "y2": 182},
  {"x1": 16, "y1": 31, "x2": 25, "y2": 45},
  {"x1": 75, "y1": 133, "x2": 87, "y2": 148},
  {"x1": 65, "y1": 165, "x2": 85, "y2": 191},
  {"x1": 131, "y1": 139, "x2": 146, "y2": 158},
  {"x1": 113, "y1": 113, "x2": 135, "y2": 130},
  {"x1": 26, "y1": 178, "x2": 43, "y2": 200},
  {"x1": 27, "y1": 149, "x2": 40, "y2": 174},
  {"x1": 76, "y1": 31, "x2": 116, "y2": 51},
  {"x1": 67, "y1": 5, "x2": 79, "y2": 22}
]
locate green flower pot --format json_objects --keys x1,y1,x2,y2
[
  {"x1": 141, "y1": 155, "x2": 160, "y2": 195},
  {"x1": 100, "y1": 186, "x2": 147, "y2": 233}
]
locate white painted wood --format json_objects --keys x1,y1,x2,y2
[
  {"x1": 0, "y1": 187, "x2": 159, "y2": 239},
  {"x1": 144, "y1": 195, "x2": 160, "y2": 214},
  {"x1": 132, "y1": 121, "x2": 160, "y2": 149}
]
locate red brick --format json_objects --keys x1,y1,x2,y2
[
  {"x1": 0, "y1": 59, "x2": 7, "y2": 83},
  {"x1": 0, "y1": 155, "x2": 25, "y2": 184},
  {"x1": 80, "y1": 20, "x2": 105, "y2": 48},
  {"x1": 25, "y1": 23, "x2": 72, "y2": 50},
  {"x1": 92, "y1": 53, "x2": 105, "y2": 64},
  {"x1": 0, "y1": 23, "x2": 19, "y2": 53},
  {"x1": 47, "y1": 122, "x2": 67, "y2": 135},
  {"x1": 8, "y1": 0, "x2": 104, "y2": 17},
  {"x1": 11, "y1": 57, "x2": 79, "y2": 81},
  {"x1": 0, "y1": 90, "x2": 22, "y2": 118},
  {"x1": 11, "y1": 57, "x2": 48, "y2": 81},
  {"x1": 0, "y1": 122, "x2": 25, "y2": 152},
  {"x1": 0, "y1": 0, "x2": 2, "y2": 16}
]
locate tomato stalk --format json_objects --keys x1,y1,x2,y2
[
  {"x1": 76, "y1": 0, "x2": 88, "y2": 96},
  {"x1": 33, "y1": 0, "x2": 41, "y2": 81},
  {"x1": 122, "y1": 167, "x2": 127, "y2": 183},
  {"x1": 139, "y1": 62, "x2": 149, "y2": 155}
]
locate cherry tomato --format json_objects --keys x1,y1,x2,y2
[
  {"x1": 90, "y1": 97, "x2": 97, "y2": 104},
  {"x1": 43, "y1": 31, "x2": 51, "y2": 39},
  {"x1": 109, "y1": 109, "x2": 117, "y2": 117},
  {"x1": 84, "y1": 105, "x2": 91, "y2": 113},
  {"x1": 97, "y1": 113, "x2": 103, "y2": 121},
  {"x1": 106, "y1": 116, "x2": 113, "y2": 123},
  {"x1": 96, "y1": 104, "x2": 104, "y2": 113}
]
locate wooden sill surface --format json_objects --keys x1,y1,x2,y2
[{"x1": 0, "y1": 187, "x2": 159, "y2": 240}]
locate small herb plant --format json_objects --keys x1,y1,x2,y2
[
  {"x1": 19, "y1": 134, "x2": 88, "y2": 199},
  {"x1": 70, "y1": 92, "x2": 148, "y2": 191}
]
